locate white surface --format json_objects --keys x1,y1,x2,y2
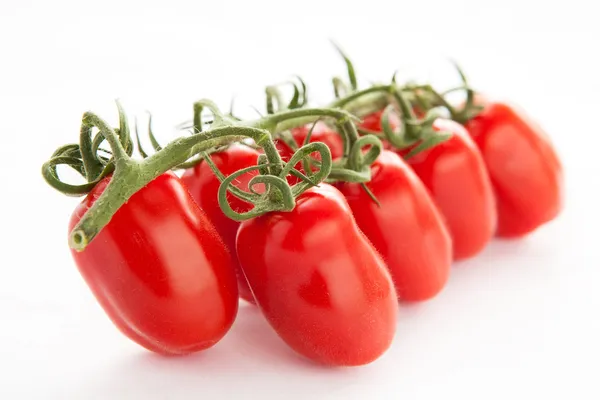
[{"x1": 1, "y1": 1, "x2": 599, "y2": 399}]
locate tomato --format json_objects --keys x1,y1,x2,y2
[
  {"x1": 276, "y1": 124, "x2": 344, "y2": 185},
  {"x1": 69, "y1": 172, "x2": 238, "y2": 355},
  {"x1": 399, "y1": 119, "x2": 496, "y2": 260},
  {"x1": 236, "y1": 184, "x2": 398, "y2": 366},
  {"x1": 336, "y1": 150, "x2": 452, "y2": 301},
  {"x1": 464, "y1": 102, "x2": 563, "y2": 237},
  {"x1": 181, "y1": 145, "x2": 260, "y2": 303}
]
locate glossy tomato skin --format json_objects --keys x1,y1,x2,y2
[
  {"x1": 399, "y1": 119, "x2": 497, "y2": 260},
  {"x1": 236, "y1": 184, "x2": 398, "y2": 366},
  {"x1": 336, "y1": 151, "x2": 452, "y2": 301},
  {"x1": 464, "y1": 102, "x2": 563, "y2": 237},
  {"x1": 69, "y1": 172, "x2": 238, "y2": 355},
  {"x1": 181, "y1": 145, "x2": 260, "y2": 303}
]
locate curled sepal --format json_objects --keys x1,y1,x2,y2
[
  {"x1": 331, "y1": 41, "x2": 357, "y2": 91},
  {"x1": 404, "y1": 129, "x2": 452, "y2": 160},
  {"x1": 202, "y1": 153, "x2": 260, "y2": 203},
  {"x1": 297, "y1": 118, "x2": 323, "y2": 177},
  {"x1": 41, "y1": 143, "x2": 115, "y2": 197},
  {"x1": 380, "y1": 104, "x2": 413, "y2": 149},
  {"x1": 390, "y1": 85, "x2": 422, "y2": 141},
  {"x1": 194, "y1": 99, "x2": 230, "y2": 128},
  {"x1": 134, "y1": 118, "x2": 149, "y2": 159},
  {"x1": 348, "y1": 134, "x2": 382, "y2": 172},
  {"x1": 145, "y1": 113, "x2": 163, "y2": 152},
  {"x1": 332, "y1": 77, "x2": 349, "y2": 99},
  {"x1": 326, "y1": 167, "x2": 371, "y2": 183},
  {"x1": 91, "y1": 132, "x2": 112, "y2": 166},
  {"x1": 266, "y1": 77, "x2": 308, "y2": 114},
  {"x1": 215, "y1": 165, "x2": 295, "y2": 221},
  {"x1": 287, "y1": 76, "x2": 308, "y2": 109},
  {"x1": 44, "y1": 101, "x2": 133, "y2": 198},
  {"x1": 280, "y1": 142, "x2": 332, "y2": 198},
  {"x1": 42, "y1": 156, "x2": 114, "y2": 197},
  {"x1": 265, "y1": 86, "x2": 283, "y2": 115},
  {"x1": 446, "y1": 61, "x2": 484, "y2": 123}
]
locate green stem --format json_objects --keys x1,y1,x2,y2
[
  {"x1": 248, "y1": 107, "x2": 358, "y2": 135},
  {"x1": 65, "y1": 88, "x2": 423, "y2": 251},
  {"x1": 69, "y1": 123, "x2": 275, "y2": 251},
  {"x1": 331, "y1": 85, "x2": 393, "y2": 109}
]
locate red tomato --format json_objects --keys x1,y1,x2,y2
[
  {"x1": 181, "y1": 145, "x2": 260, "y2": 303},
  {"x1": 399, "y1": 119, "x2": 497, "y2": 260},
  {"x1": 336, "y1": 150, "x2": 452, "y2": 301},
  {"x1": 464, "y1": 102, "x2": 563, "y2": 237},
  {"x1": 69, "y1": 172, "x2": 238, "y2": 355},
  {"x1": 236, "y1": 184, "x2": 398, "y2": 366}
]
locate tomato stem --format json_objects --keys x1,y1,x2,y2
[{"x1": 60, "y1": 101, "x2": 360, "y2": 251}]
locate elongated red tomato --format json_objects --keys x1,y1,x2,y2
[
  {"x1": 236, "y1": 184, "x2": 398, "y2": 366},
  {"x1": 181, "y1": 145, "x2": 260, "y2": 303},
  {"x1": 69, "y1": 172, "x2": 238, "y2": 355},
  {"x1": 336, "y1": 150, "x2": 452, "y2": 301},
  {"x1": 399, "y1": 119, "x2": 496, "y2": 260},
  {"x1": 464, "y1": 102, "x2": 563, "y2": 237}
]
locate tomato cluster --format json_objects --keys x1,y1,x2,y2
[{"x1": 42, "y1": 53, "x2": 562, "y2": 367}]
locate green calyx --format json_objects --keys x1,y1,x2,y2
[
  {"x1": 325, "y1": 49, "x2": 485, "y2": 157},
  {"x1": 379, "y1": 82, "x2": 453, "y2": 159},
  {"x1": 42, "y1": 99, "x2": 359, "y2": 252},
  {"x1": 42, "y1": 46, "x2": 486, "y2": 252},
  {"x1": 412, "y1": 62, "x2": 484, "y2": 124}
]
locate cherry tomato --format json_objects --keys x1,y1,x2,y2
[
  {"x1": 181, "y1": 145, "x2": 260, "y2": 303},
  {"x1": 236, "y1": 184, "x2": 398, "y2": 366},
  {"x1": 464, "y1": 102, "x2": 563, "y2": 237},
  {"x1": 336, "y1": 150, "x2": 452, "y2": 301},
  {"x1": 399, "y1": 119, "x2": 497, "y2": 260},
  {"x1": 69, "y1": 172, "x2": 238, "y2": 355}
]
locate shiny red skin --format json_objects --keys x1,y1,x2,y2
[
  {"x1": 69, "y1": 172, "x2": 238, "y2": 355},
  {"x1": 336, "y1": 151, "x2": 452, "y2": 301},
  {"x1": 464, "y1": 102, "x2": 563, "y2": 237},
  {"x1": 399, "y1": 119, "x2": 497, "y2": 260},
  {"x1": 236, "y1": 184, "x2": 398, "y2": 366},
  {"x1": 181, "y1": 145, "x2": 260, "y2": 303}
]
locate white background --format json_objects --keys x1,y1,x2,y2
[{"x1": 1, "y1": 1, "x2": 599, "y2": 399}]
